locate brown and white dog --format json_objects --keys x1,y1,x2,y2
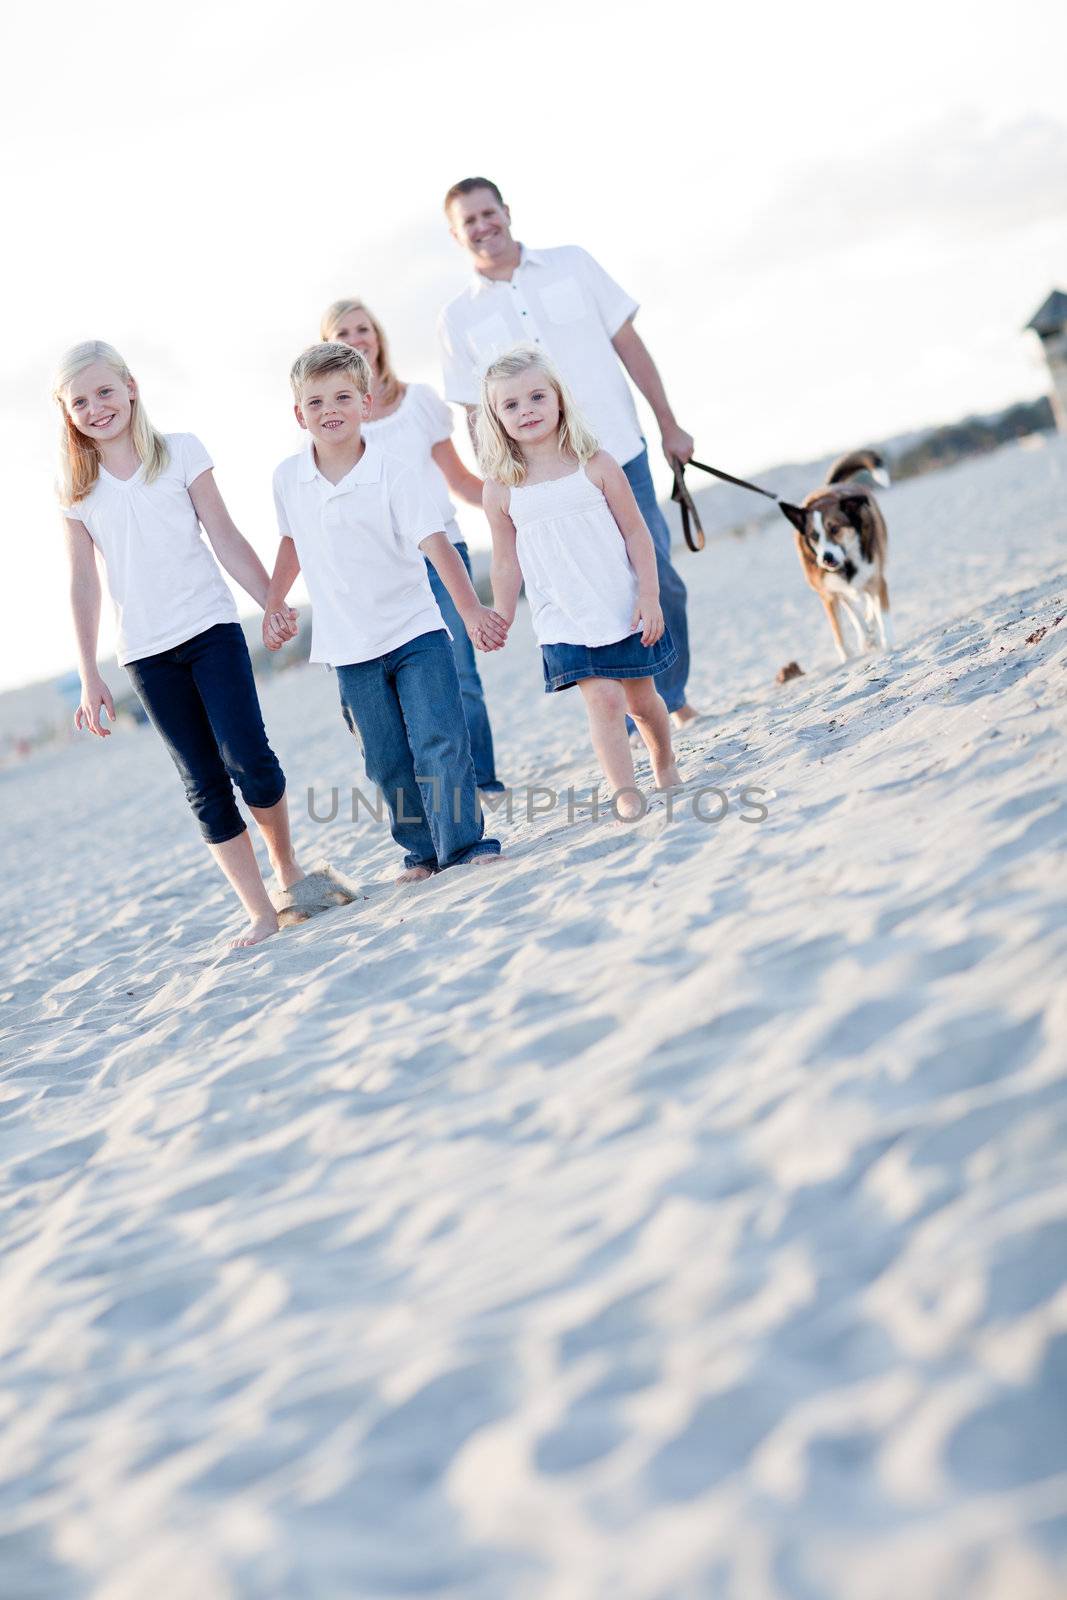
[{"x1": 780, "y1": 449, "x2": 894, "y2": 663}]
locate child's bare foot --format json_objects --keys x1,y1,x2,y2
[
  {"x1": 395, "y1": 864, "x2": 436, "y2": 884},
  {"x1": 654, "y1": 759, "x2": 684, "y2": 791},
  {"x1": 465, "y1": 851, "x2": 506, "y2": 867},
  {"x1": 273, "y1": 858, "x2": 306, "y2": 892},
  {"x1": 671, "y1": 704, "x2": 701, "y2": 729},
  {"x1": 613, "y1": 789, "x2": 647, "y2": 823},
  {"x1": 231, "y1": 911, "x2": 280, "y2": 949}
]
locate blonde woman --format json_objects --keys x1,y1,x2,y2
[
  {"x1": 54, "y1": 341, "x2": 305, "y2": 947},
  {"x1": 479, "y1": 346, "x2": 681, "y2": 821},
  {"x1": 321, "y1": 299, "x2": 503, "y2": 793}
]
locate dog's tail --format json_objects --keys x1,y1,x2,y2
[{"x1": 826, "y1": 448, "x2": 890, "y2": 489}]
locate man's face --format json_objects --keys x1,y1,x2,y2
[
  {"x1": 447, "y1": 187, "x2": 514, "y2": 267},
  {"x1": 295, "y1": 372, "x2": 372, "y2": 445}
]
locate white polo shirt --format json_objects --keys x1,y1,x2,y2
[
  {"x1": 438, "y1": 244, "x2": 643, "y2": 466},
  {"x1": 362, "y1": 383, "x2": 462, "y2": 545},
  {"x1": 61, "y1": 432, "x2": 239, "y2": 666},
  {"x1": 273, "y1": 439, "x2": 448, "y2": 667}
]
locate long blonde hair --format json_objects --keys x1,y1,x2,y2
[
  {"x1": 319, "y1": 298, "x2": 402, "y2": 410},
  {"x1": 476, "y1": 345, "x2": 598, "y2": 487},
  {"x1": 52, "y1": 341, "x2": 168, "y2": 505}
]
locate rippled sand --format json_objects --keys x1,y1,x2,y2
[{"x1": 1, "y1": 438, "x2": 1065, "y2": 1599}]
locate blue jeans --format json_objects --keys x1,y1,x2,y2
[
  {"x1": 622, "y1": 447, "x2": 690, "y2": 714},
  {"x1": 425, "y1": 541, "x2": 502, "y2": 791},
  {"x1": 126, "y1": 622, "x2": 285, "y2": 844},
  {"x1": 336, "y1": 628, "x2": 501, "y2": 872}
]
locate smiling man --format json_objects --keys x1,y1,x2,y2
[{"x1": 437, "y1": 177, "x2": 699, "y2": 727}]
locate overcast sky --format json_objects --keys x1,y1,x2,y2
[{"x1": 3, "y1": 0, "x2": 1065, "y2": 692}]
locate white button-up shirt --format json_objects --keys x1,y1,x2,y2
[
  {"x1": 438, "y1": 244, "x2": 643, "y2": 466},
  {"x1": 273, "y1": 439, "x2": 447, "y2": 667}
]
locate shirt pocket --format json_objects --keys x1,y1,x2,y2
[
  {"x1": 540, "y1": 276, "x2": 587, "y2": 325},
  {"x1": 468, "y1": 313, "x2": 514, "y2": 364}
]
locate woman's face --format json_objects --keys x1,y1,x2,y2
[
  {"x1": 331, "y1": 309, "x2": 380, "y2": 371},
  {"x1": 64, "y1": 360, "x2": 136, "y2": 442}
]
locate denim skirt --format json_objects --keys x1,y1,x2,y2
[{"x1": 541, "y1": 627, "x2": 677, "y2": 693}]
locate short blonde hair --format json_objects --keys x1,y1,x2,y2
[
  {"x1": 476, "y1": 345, "x2": 598, "y2": 488},
  {"x1": 290, "y1": 341, "x2": 372, "y2": 399},
  {"x1": 52, "y1": 340, "x2": 169, "y2": 505},
  {"x1": 319, "y1": 298, "x2": 402, "y2": 410}
]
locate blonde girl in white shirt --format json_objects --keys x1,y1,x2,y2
[
  {"x1": 55, "y1": 341, "x2": 305, "y2": 948},
  {"x1": 479, "y1": 345, "x2": 682, "y2": 820}
]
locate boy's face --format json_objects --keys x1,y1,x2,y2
[
  {"x1": 491, "y1": 370, "x2": 560, "y2": 447},
  {"x1": 294, "y1": 371, "x2": 372, "y2": 445}
]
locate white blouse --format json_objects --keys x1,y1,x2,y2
[
  {"x1": 362, "y1": 383, "x2": 463, "y2": 545},
  {"x1": 507, "y1": 463, "x2": 639, "y2": 647}
]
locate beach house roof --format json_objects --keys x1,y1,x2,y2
[{"x1": 1025, "y1": 290, "x2": 1067, "y2": 336}]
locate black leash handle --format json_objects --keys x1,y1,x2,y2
[{"x1": 669, "y1": 458, "x2": 706, "y2": 553}]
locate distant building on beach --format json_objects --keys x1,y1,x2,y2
[{"x1": 1025, "y1": 289, "x2": 1067, "y2": 435}]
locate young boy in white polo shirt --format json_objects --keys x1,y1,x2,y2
[{"x1": 264, "y1": 342, "x2": 506, "y2": 883}]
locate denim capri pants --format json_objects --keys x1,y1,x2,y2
[
  {"x1": 125, "y1": 622, "x2": 286, "y2": 844},
  {"x1": 541, "y1": 627, "x2": 677, "y2": 693}
]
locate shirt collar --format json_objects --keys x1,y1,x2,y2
[
  {"x1": 471, "y1": 242, "x2": 543, "y2": 295},
  {"x1": 299, "y1": 436, "x2": 383, "y2": 488}
]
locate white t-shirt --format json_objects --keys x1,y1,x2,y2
[
  {"x1": 362, "y1": 383, "x2": 463, "y2": 545},
  {"x1": 438, "y1": 244, "x2": 643, "y2": 467},
  {"x1": 62, "y1": 432, "x2": 239, "y2": 665},
  {"x1": 273, "y1": 439, "x2": 449, "y2": 668}
]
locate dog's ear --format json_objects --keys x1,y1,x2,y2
[
  {"x1": 840, "y1": 494, "x2": 875, "y2": 561},
  {"x1": 839, "y1": 493, "x2": 870, "y2": 521},
  {"x1": 778, "y1": 500, "x2": 808, "y2": 534}
]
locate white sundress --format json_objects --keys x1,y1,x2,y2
[{"x1": 507, "y1": 463, "x2": 639, "y2": 647}]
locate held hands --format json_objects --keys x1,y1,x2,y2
[
  {"x1": 263, "y1": 606, "x2": 299, "y2": 652},
  {"x1": 75, "y1": 674, "x2": 115, "y2": 738},
  {"x1": 631, "y1": 590, "x2": 665, "y2": 647},
  {"x1": 466, "y1": 605, "x2": 510, "y2": 652}
]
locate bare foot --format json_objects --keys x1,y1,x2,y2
[
  {"x1": 395, "y1": 864, "x2": 436, "y2": 884},
  {"x1": 273, "y1": 859, "x2": 306, "y2": 892},
  {"x1": 671, "y1": 704, "x2": 701, "y2": 729},
  {"x1": 613, "y1": 789, "x2": 647, "y2": 823},
  {"x1": 465, "y1": 851, "x2": 506, "y2": 867},
  {"x1": 653, "y1": 759, "x2": 684, "y2": 791},
  {"x1": 231, "y1": 912, "x2": 280, "y2": 949}
]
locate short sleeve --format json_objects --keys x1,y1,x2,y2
[
  {"x1": 575, "y1": 247, "x2": 639, "y2": 337},
  {"x1": 411, "y1": 383, "x2": 454, "y2": 447},
  {"x1": 438, "y1": 306, "x2": 480, "y2": 406},
  {"x1": 388, "y1": 462, "x2": 447, "y2": 550},
  {"x1": 272, "y1": 467, "x2": 292, "y2": 539},
  {"x1": 176, "y1": 432, "x2": 214, "y2": 487}
]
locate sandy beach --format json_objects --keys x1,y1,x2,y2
[{"x1": 1, "y1": 435, "x2": 1066, "y2": 1599}]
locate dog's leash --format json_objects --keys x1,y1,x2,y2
[{"x1": 671, "y1": 456, "x2": 804, "y2": 552}]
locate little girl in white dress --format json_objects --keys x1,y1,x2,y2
[{"x1": 479, "y1": 345, "x2": 681, "y2": 820}]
